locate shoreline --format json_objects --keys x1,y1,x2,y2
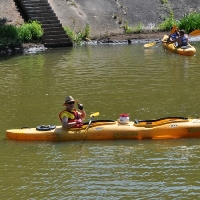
[
  {"x1": 3, "y1": 32, "x2": 200, "y2": 57},
  {"x1": 2, "y1": 31, "x2": 200, "y2": 56},
  {"x1": 0, "y1": 32, "x2": 168, "y2": 56}
]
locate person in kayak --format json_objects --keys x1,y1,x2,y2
[
  {"x1": 59, "y1": 96, "x2": 86, "y2": 128},
  {"x1": 168, "y1": 30, "x2": 188, "y2": 47},
  {"x1": 167, "y1": 27, "x2": 180, "y2": 43}
]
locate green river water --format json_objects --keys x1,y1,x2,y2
[{"x1": 1, "y1": 41, "x2": 200, "y2": 199}]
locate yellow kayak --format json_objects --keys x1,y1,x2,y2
[
  {"x1": 162, "y1": 35, "x2": 196, "y2": 56},
  {"x1": 6, "y1": 117, "x2": 200, "y2": 141}
]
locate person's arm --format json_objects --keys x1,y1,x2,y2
[
  {"x1": 167, "y1": 34, "x2": 172, "y2": 43},
  {"x1": 62, "y1": 116, "x2": 76, "y2": 128},
  {"x1": 168, "y1": 38, "x2": 178, "y2": 44},
  {"x1": 185, "y1": 34, "x2": 189, "y2": 43},
  {"x1": 80, "y1": 109, "x2": 86, "y2": 119},
  {"x1": 77, "y1": 103, "x2": 86, "y2": 119}
]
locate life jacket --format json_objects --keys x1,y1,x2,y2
[
  {"x1": 180, "y1": 36, "x2": 188, "y2": 46},
  {"x1": 171, "y1": 32, "x2": 179, "y2": 40},
  {"x1": 59, "y1": 109, "x2": 83, "y2": 128}
]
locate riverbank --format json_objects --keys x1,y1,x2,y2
[
  {"x1": 1, "y1": 0, "x2": 200, "y2": 56},
  {"x1": 0, "y1": 31, "x2": 169, "y2": 56},
  {"x1": 0, "y1": 43, "x2": 47, "y2": 56}
]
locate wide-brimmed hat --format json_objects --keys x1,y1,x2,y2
[{"x1": 62, "y1": 96, "x2": 76, "y2": 106}]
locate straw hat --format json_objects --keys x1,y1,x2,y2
[{"x1": 62, "y1": 96, "x2": 77, "y2": 106}]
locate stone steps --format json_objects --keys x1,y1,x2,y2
[{"x1": 16, "y1": 0, "x2": 72, "y2": 47}]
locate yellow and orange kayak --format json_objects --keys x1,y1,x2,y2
[
  {"x1": 6, "y1": 117, "x2": 200, "y2": 141},
  {"x1": 162, "y1": 35, "x2": 196, "y2": 56}
]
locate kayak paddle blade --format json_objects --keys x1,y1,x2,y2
[
  {"x1": 189, "y1": 30, "x2": 200, "y2": 36},
  {"x1": 90, "y1": 112, "x2": 100, "y2": 117},
  {"x1": 144, "y1": 42, "x2": 156, "y2": 47}
]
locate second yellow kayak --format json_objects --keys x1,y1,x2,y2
[{"x1": 162, "y1": 35, "x2": 196, "y2": 56}]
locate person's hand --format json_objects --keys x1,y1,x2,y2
[{"x1": 78, "y1": 103, "x2": 84, "y2": 110}]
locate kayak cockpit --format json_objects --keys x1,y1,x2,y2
[{"x1": 134, "y1": 116, "x2": 189, "y2": 127}]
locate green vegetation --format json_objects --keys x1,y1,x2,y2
[
  {"x1": 64, "y1": 23, "x2": 90, "y2": 44},
  {"x1": 122, "y1": 11, "x2": 200, "y2": 34},
  {"x1": 0, "y1": 20, "x2": 43, "y2": 49},
  {"x1": 158, "y1": 11, "x2": 200, "y2": 33},
  {"x1": 178, "y1": 12, "x2": 200, "y2": 33},
  {"x1": 123, "y1": 21, "x2": 143, "y2": 34},
  {"x1": 160, "y1": 0, "x2": 168, "y2": 4},
  {"x1": 1, "y1": 8, "x2": 200, "y2": 48},
  {"x1": 0, "y1": 25, "x2": 19, "y2": 48},
  {"x1": 18, "y1": 20, "x2": 43, "y2": 42},
  {"x1": 158, "y1": 11, "x2": 177, "y2": 31},
  {"x1": 119, "y1": 0, "x2": 200, "y2": 35}
]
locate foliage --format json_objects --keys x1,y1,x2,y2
[
  {"x1": 179, "y1": 12, "x2": 200, "y2": 33},
  {"x1": 17, "y1": 20, "x2": 43, "y2": 42},
  {"x1": 0, "y1": 21, "x2": 43, "y2": 48},
  {"x1": 63, "y1": 26, "x2": 76, "y2": 42},
  {"x1": 0, "y1": 25, "x2": 18, "y2": 38},
  {"x1": 64, "y1": 23, "x2": 90, "y2": 44},
  {"x1": 158, "y1": 11, "x2": 177, "y2": 31},
  {"x1": 160, "y1": 0, "x2": 168, "y2": 4},
  {"x1": 123, "y1": 21, "x2": 143, "y2": 34},
  {"x1": 0, "y1": 25, "x2": 21, "y2": 48}
]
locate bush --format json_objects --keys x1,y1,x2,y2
[
  {"x1": 179, "y1": 12, "x2": 200, "y2": 33},
  {"x1": 28, "y1": 20, "x2": 43, "y2": 40},
  {"x1": 0, "y1": 21, "x2": 43, "y2": 48},
  {"x1": 17, "y1": 20, "x2": 43, "y2": 42},
  {"x1": 0, "y1": 25, "x2": 18, "y2": 38},
  {"x1": 0, "y1": 25, "x2": 20, "y2": 48},
  {"x1": 158, "y1": 11, "x2": 177, "y2": 31},
  {"x1": 17, "y1": 24, "x2": 32, "y2": 42},
  {"x1": 64, "y1": 23, "x2": 91, "y2": 44}
]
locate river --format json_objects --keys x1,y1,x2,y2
[{"x1": 1, "y1": 41, "x2": 200, "y2": 199}]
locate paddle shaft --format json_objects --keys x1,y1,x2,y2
[
  {"x1": 86, "y1": 116, "x2": 94, "y2": 130},
  {"x1": 80, "y1": 112, "x2": 100, "y2": 148}
]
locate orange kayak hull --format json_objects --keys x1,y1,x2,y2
[{"x1": 6, "y1": 117, "x2": 200, "y2": 141}]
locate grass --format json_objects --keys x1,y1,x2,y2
[
  {"x1": 64, "y1": 23, "x2": 90, "y2": 45},
  {"x1": 123, "y1": 21, "x2": 143, "y2": 34}
]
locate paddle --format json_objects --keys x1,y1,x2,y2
[
  {"x1": 85, "y1": 112, "x2": 100, "y2": 131},
  {"x1": 170, "y1": 25, "x2": 177, "y2": 34},
  {"x1": 80, "y1": 112, "x2": 100, "y2": 148},
  {"x1": 144, "y1": 40, "x2": 167, "y2": 48},
  {"x1": 144, "y1": 42, "x2": 156, "y2": 47},
  {"x1": 144, "y1": 26, "x2": 177, "y2": 48},
  {"x1": 189, "y1": 30, "x2": 200, "y2": 36}
]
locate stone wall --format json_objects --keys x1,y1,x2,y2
[
  {"x1": 48, "y1": 0, "x2": 200, "y2": 37},
  {"x1": 0, "y1": 0, "x2": 23, "y2": 26},
  {"x1": 1, "y1": 0, "x2": 200, "y2": 36}
]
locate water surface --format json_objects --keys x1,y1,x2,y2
[{"x1": 1, "y1": 42, "x2": 200, "y2": 199}]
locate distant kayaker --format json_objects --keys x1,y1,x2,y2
[
  {"x1": 59, "y1": 96, "x2": 86, "y2": 128},
  {"x1": 168, "y1": 30, "x2": 188, "y2": 47}
]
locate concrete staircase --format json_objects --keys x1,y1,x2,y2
[{"x1": 16, "y1": 0, "x2": 72, "y2": 47}]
